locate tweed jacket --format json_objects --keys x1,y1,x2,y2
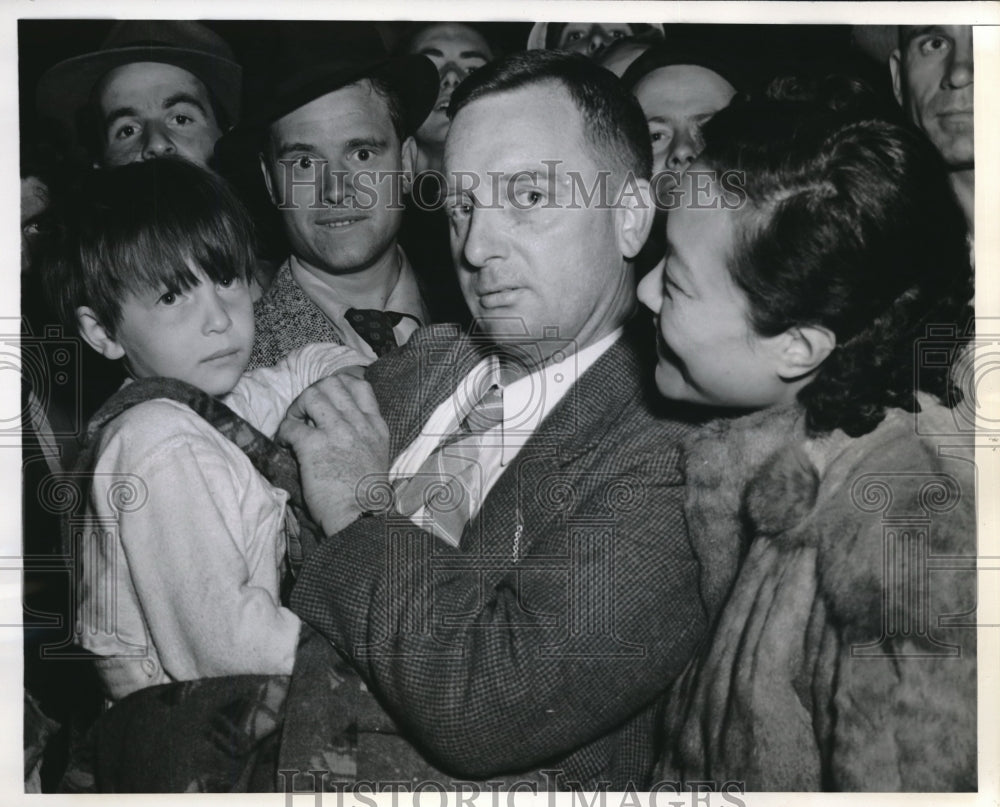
[
  {"x1": 658, "y1": 399, "x2": 977, "y2": 791},
  {"x1": 290, "y1": 323, "x2": 708, "y2": 789},
  {"x1": 248, "y1": 259, "x2": 344, "y2": 371}
]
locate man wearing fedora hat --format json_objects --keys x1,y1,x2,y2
[
  {"x1": 243, "y1": 23, "x2": 440, "y2": 369},
  {"x1": 36, "y1": 20, "x2": 241, "y2": 168}
]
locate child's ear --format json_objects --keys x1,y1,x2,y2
[
  {"x1": 76, "y1": 307, "x2": 125, "y2": 360},
  {"x1": 774, "y1": 325, "x2": 836, "y2": 380}
]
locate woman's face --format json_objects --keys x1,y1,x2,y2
[{"x1": 637, "y1": 179, "x2": 800, "y2": 410}]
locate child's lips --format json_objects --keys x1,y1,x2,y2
[{"x1": 202, "y1": 347, "x2": 242, "y2": 363}]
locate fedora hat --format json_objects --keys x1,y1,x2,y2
[
  {"x1": 36, "y1": 20, "x2": 242, "y2": 141},
  {"x1": 237, "y1": 21, "x2": 438, "y2": 142}
]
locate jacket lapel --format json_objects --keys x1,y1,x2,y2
[{"x1": 469, "y1": 334, "x2": 647, "y2": 557}]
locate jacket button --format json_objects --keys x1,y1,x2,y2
[{"x1": 141, "y1": 658, "x2": 157, "y2": 676}]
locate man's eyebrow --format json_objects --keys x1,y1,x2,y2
[
  {"x1": 274, "y1": 141, "x2": 319, "y2": 158},
  {"x1": 161, "y1": 92, "x2": 209, "y2": 115},
  {"x1": 902, "y1": 25, "x2": 948, "y2": 46},
  {"x1": 418, "y1": 46, "x2": 489, "y2": 61},
  {"x1": 103, "y1": 105, "x2": 139, "y2": 128},
  {"x1": 345, "y1": 136, "x2": 389, "y2": 150},
  {"x1": 103, "y1": 92, "x2": 209, "y2": 128}
]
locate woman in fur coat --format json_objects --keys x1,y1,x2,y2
[{"x1": 637, "y1": 96, "x2": 976, "y2": 791}]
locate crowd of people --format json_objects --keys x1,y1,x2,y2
[{"x1": 20, "y1": 19, "x2": 976, "y2": 794}]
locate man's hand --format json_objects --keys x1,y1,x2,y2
[{"x1": 278, "y1": 374, "x2": 390, "y2": 536}]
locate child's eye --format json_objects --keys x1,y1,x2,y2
[
  {"x1": 158, "y1": 291, "x2": 179, "y2": 305},
  {"x1": 218, "y1": 277, "x2": 235, "y2": 288}
]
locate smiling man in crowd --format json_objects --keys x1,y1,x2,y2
[
  {"x1": 891, "y1": 25, "x2": 975, "y2": 240},
  {"x1": 244, "y1": 23, "x2": 439, "y2": 368},
  {"x1": 279, "y1": 50, "x2": 707, "y2": 789}
]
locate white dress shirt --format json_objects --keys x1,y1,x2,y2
[
  {"x1": 289, "y1": 247, "x2": 430, "y2": 361},
  {"x1": 390, "y1": 328, "x2": 623, "y2": 537}
]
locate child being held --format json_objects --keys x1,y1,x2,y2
[{"x1": 45, "y1": 158, "x2": 367, "y2": 701}]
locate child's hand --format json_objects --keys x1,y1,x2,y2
[{"x1": 277, "y1": 374, "x2": 390, "y2": 536}]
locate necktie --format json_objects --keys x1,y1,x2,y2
[
  {"x1": 345, "y1": 308, "x2": 404, "y2": 357},
  {"x1": 393, "y1": 379, "x2": 504, "y2": 547}
]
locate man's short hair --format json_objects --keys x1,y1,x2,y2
[
  {"x1": 44, "y1": 157, "x2": 255, "y2": 335},
  {"x1": 449, "y1": 49, "x2": 653, "y2": 180}
]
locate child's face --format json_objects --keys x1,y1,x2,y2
[
  {"x1": 637, "y1": 181, "x2": 795, "y2": 410},
  {"x1": 108, "y1": 262, "x2": 254, "y2": 396}
]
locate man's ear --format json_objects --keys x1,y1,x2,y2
[
  {"x1": 259, "y1": 152, "x2": 279, "y2": 206},
  {"x1": 889, "y1": 49, "x2": 904, "y2": 107},
  {"x1": 614, "y1": 176, "x2": 655, "y2": 260},
  {"x1": 76, "y1": 307, "x2": 125, "y2": 360},
  {"x1": 773, "y1": 325, "x2": 836, "y2": 380},
  {"x1": 399, "y1": 136, "x2": 417, "y2": 194}
]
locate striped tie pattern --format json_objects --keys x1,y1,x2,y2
[{"x1": 392, "y1": 381, "x2": 504, "y2": 546}]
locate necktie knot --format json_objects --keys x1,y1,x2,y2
[{"x1": 346, "y1": 308, "x2": 404, "y2": 357}]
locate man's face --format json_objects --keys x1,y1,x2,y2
[
  {"x1": 891, "y1": 25, "x2": 974, "y2": 170},
  {"x1": 96, "y1": 62, "x2": 223, "y2": 168},
  {"x1": 262, "y1": 81, "x2": 410, "y2": 278},
  {"x1": 444, "y1": 83, "x2": 649, "y2": 363},
  {"x1": 409, "y1": 23, "x2": 492, "y2": 148},
  {"x1": 634, "y1": 65, "x2": 736, "y2": 181},
  {"x1": 557, "y1": 23, "x2": 633, "y2": 59}
]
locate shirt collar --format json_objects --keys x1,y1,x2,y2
[
  {"x1": 288, "y1": 246, "x2": 429, "y2": 326},
  {"x1": 470, "y1": 327, "x2": 623, "y2": 465}
]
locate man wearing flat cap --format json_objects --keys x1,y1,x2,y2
[
  {"x1": 242, "y1": 23, "x2": 440, "y2": 368},
  {"x1": 36, "y1": 20, "x2": 240, "y2": 168}
]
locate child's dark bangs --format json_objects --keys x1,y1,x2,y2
[{"x1": 181, "y1": 183, "x2": 255, "y2": 286}]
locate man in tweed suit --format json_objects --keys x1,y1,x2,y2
[
  {"x1": 243, "y1": 23, "x2": 440, "y2": 369},
  {"x1": 279, "y1": 51, "x2": 707, "y2": 789}
]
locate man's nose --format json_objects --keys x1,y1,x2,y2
[
  {"x1": 323, "y1": 161, "x2": 355, "y2": 205},
  {"x1": 666, "y1": 126, "x2": 700, "y2": 172},
  {"x1": 945, "y1": 29, "x2": 974, "y2": 90},
  {"x1": 141, "y1": 122, "x2": 176, "y2": 160},
  {"x1": 440, "y1": 61, "x2": 463, "y2": 90},
  {"x1": 588, "y1": 25, "x2": 621, "y2": 56},
  {"x1": 460, "y1": 207, "x2": 503, "y2": 268}
]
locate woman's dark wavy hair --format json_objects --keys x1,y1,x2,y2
[
  {"x1": 698, "y1": 93, "x2": 972, "y2": 437},
  {"x1": 43, "y1": 157, "x2": 256, "y2": 337}
]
